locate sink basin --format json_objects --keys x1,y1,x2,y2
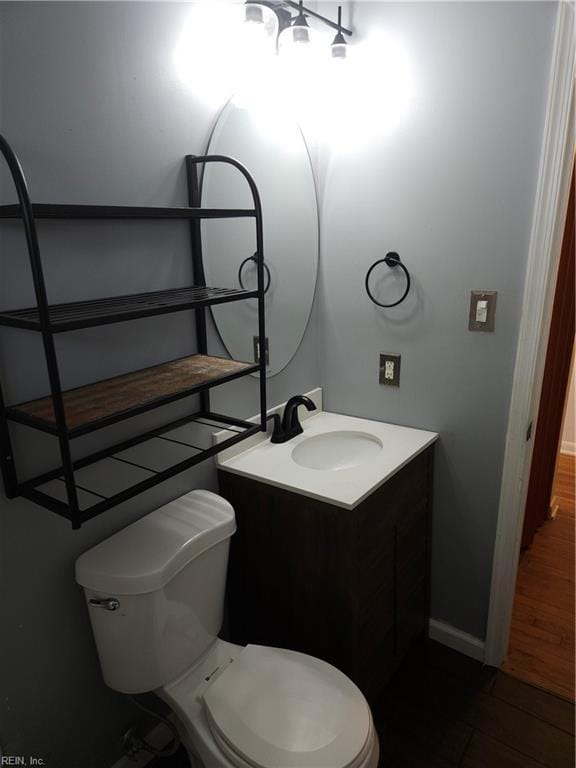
[
  {"x1": 216, "y1": 402, "x2": 439, "y2": 509},
  {"x1": 291, "y1": 431, "x2": 383, "y2": 471}
]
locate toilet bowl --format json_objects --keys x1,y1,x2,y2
[
  {"x1": 160, "y1": 639, "x2": 379, "y2": 768},
  {"x1": 75, "y1": 490, "x2": 379, "y2": 768}
]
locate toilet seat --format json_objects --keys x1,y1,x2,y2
[
  {"x1": 206, "y1": 715, "x2": 376, "y2": 768},
  {"x1": 202, "y1": 645, "x2": 372, "y2": 768}
]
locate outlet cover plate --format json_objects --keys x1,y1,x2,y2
[
  {"x1": 253, "y1": 336, "x2": 269, "y2": 366},
  {"x1": 380, "y1": 353, "x2": 401, "y2": 387}
]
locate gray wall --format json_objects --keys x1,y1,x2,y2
[
  {"x1": 0, "y1": 0, "x2": 558, "y2": 765},
  {"x1": 315, "y1": 1, "x2": 557, "y2": 638},
  {"x1": 0, "y1": 3, "x2": 319, "y2": 765}
]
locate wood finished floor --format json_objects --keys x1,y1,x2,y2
[
  {"x1": 150, "y1": 640, "x2": 575, "y2": 768},
  {"x1": 377, "y1": 641, "x2": 574, "y2": 767},
  {"x1": 502, "y1": 452, "x2": 575, "y2": 701}
]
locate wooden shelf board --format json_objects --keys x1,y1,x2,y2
[{"x1": 8, "y1": 354, "x2": 257, "y2": 434}]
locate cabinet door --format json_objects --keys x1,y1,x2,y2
[
  {"x1": 395, "y1": 498, "x2": 429, "y2": 658},
  {"x1": 220, "y1": 472, "x2": 357, "y2": 668},
  {"x1": 224, "y1": 475, "x2": 286, "y2": 647},
  {"x1": 355, "y1": 521, "x2": 396, "y2": 699}
]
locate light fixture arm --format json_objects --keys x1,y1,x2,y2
[
  {"x1": 293, "y1": 0, "x2": 309, "y2": 28},
  {"x1": 283, "y1": 0, "x2": 353, "y2": 36},
  {"x1": 243, "y1": 0, "x2": 353, "y2": 54}
]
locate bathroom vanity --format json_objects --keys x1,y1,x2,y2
[{"x1": 216, "y1": 403, "x2": 437, "y2": 702}]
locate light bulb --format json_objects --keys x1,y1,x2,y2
[
  {"x1": 243, "y1": 3, "x2": 279, "y2": 52},
  {"x1": 331, "y1": 34, "x2": 347, "y2": 60},
  {"x1": 330, "y1": 7, "x2": 347, "y2": 60},
  {"x1": 278, "y1": 25, "x2": 318, "y2": 57},
  {"x1": 278, "y1": 5, "x2": 318, "y2": 56}
]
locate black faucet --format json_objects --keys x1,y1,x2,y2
[{"x1": 269, "y1": 395, "x2": 316, "y2": 444}]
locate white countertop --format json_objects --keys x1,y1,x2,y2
[{"x1": 216, "y1": 403, "x2": 438, "y2": 510}]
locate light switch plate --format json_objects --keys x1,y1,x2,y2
[
  {"x1": 469, "y1": 291, "x2": 497, "y2": 332},
  {"x1": 379, "y1": 353, "x2": 401, "y2": 387}
]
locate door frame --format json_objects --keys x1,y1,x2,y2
[
  {"x1": 484, "y1": 2, "x2": 575, "y2": 668},
  {"x1": 522, "y1": 173, "x2": 574, "y2": 550}
]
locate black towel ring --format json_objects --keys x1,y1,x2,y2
[
  {"x1": 365, "y1": 252, "x2": 411, "y2": 308},
  {"x1": 238, "y1": 253, "x2": 271, "y2": 295}
]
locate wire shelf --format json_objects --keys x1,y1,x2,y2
[
  {"x1": 0, "y1": 285, "x2": 258, "y2": 332},
  {"x1": 0, "y1": 203, "x2": 256, "y2": 219},
  {"x1": 20, "y1": 411, "x2": 259, "y2": 525}
]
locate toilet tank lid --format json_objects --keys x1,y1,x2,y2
[{"x1": 75, "y1": 490, "x2": 236, "y2": 596}]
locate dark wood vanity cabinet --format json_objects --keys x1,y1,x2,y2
[{"x1": 218, "y1": 447, "x2": 434, "y2": 703}]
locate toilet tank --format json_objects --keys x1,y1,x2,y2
[{"x1": 75, "y1": 490, "x2": 236, "y2": 694}]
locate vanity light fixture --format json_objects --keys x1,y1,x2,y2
[
  {"x1": 278, "y1": 0, "x2": 316, "y2": 53},
  {"x1": 243, "y1": 1, "x2": 352, "y2": 57},
  {"x1": 331, "y1": 6, "x2": 348, "y2": 60}
]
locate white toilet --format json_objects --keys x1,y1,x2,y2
[{"x1": 75, "y1": 490, "x2": 380, "y2": 768}]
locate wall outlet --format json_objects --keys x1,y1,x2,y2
[
  {"x1": 379, "y1": 353, "x2": 401, "y2": 387},
  {"x1": 469, "y1": 291, "x2": 497, "y2": 332}
]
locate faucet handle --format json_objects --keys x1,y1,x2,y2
[{"x1": 267, "y1": 413, "x2": 283, "y2": 442}]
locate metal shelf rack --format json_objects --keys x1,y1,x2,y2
[
  {"x1": 0, "y1": 286, "x2": 259, "y2": 332},
  {"x1": 0, "y1": 137, "x2": 267, "y2": 528},
  {"x1": 0, "y1": 203, "x2": 258, "y2": 220}
]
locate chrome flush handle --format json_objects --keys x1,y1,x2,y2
[{"x1": 89, "y1": 597, "x2": 120, "y2": 611}]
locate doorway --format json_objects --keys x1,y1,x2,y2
[{"x1": 501, "y1": 169, "x2": 575, "y2": 700}]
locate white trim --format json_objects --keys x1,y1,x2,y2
[
  {"x1": 485, "y1": 3, "x2": 575, "y2": 668},
  {"x1": 561, "y1": 441, "x2": 576, "y2": 455},
  {"x1": 111, "y1": 723, "x2": 175, "y2": 768},
  {"x1": 428, "y1": 619, "x2": 485, "y2": 663}
]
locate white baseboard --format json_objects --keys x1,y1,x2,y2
[
  {"x1": 111, "y1": 722, "x2": 175, "y2": 768},
  {"x1": 561, "y1": 441, "x2": 576, "y2": 456},
  {"x1": 428, "y1": 619, "x2": 485, "y2": 662}
]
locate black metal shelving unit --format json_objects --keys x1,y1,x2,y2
[{"x1": 0, "y1": 137, "x2": 267, "y2": 528}]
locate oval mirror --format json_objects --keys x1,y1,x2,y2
[{"x1": 201, "y1": 97, "x2": 318, "y2": 377}]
